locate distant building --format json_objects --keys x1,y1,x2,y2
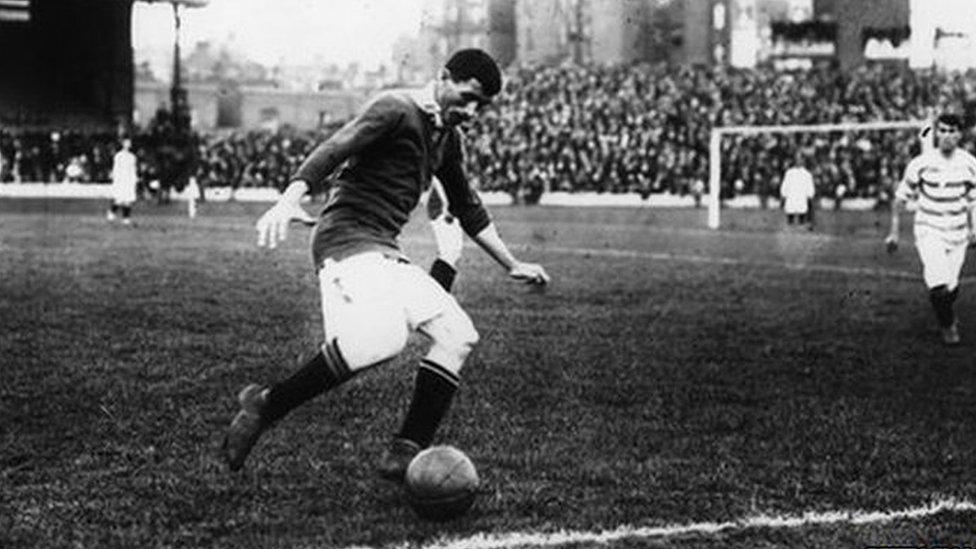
[
  {"x1": 514, "y1": 0, "x2": 568, "y2": 65},
  {"x1": 815, "y1": 0, "x2": 910, "y2": 69},
  {"x1": 419, "y1": 0, "x2": 492, "y2": 71},
  {"x1": 671, "y1": 0, "x2": 910, "y2": 70},
  {"x1": 589, "y1": 0, "x2": 650, "y2": 64},
  {"x1": 487, "y1": 0, "x2": 517, "y2": 67},
  {"x1": 134, "y1": 81, "x2": 363, "y2": 132}
]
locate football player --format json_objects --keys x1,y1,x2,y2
[
  {"x1": 885, "y1": 113, "x2": 976, "y2": 345},
  {"x1": 780, "y1": 153, "x2": 816, "y2": 230},
  {"x1": 222, "y1": 49, "x2": 549, "y2": 481},
  {"x1": 106, "y1": 137, "x2": 138, "y2": 226}
]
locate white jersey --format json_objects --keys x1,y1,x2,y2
[
  {"x1": 896, "y1": 148, "x2": 976, "y2": 245},
  {"x1": 111, "y1": 149, "x2": 138, "y2": 204},
  {"x1": 780, "y1": 166, "x2": 815, "y2": 214}
]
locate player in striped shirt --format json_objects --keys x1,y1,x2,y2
[{"x1": 885, "y1": 113, "x2": 976, "y2": 345}]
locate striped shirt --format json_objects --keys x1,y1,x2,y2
[{"x1": 895, "y1": 148, "x2": 976, "y2": 244}]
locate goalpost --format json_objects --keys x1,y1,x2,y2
[{"x1": 707, "y1": 120, "x2": 929, "y2": 229}]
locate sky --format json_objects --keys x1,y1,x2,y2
[
  {"x1": 131, "y1": 0, "x2": 976, "y2": 76},
  {"x1": 132, "y1": 0, "x2": 427, "y2": 74}
]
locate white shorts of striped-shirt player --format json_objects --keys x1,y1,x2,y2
[{"x1": 914, "y1": 228, "x2": 968, "y2": 290}]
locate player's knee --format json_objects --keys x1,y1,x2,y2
[
  {"x1": 449, "y1": 321, "x2": 480, "y2": 364},
  {"x1": 426, "y1": 320, "x2": 479, "y2": 375},
  {"x1": 459, "y1": 323, "x2": 480, "y2": 358}
]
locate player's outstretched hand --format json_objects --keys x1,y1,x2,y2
[
  {"x1": 884, "y1": 234, "x2": 899, "y2": 254},
  {"x1": 509, "y1": 262, "x2": 550, "y2": 286},
  {"x1": 256, "y1": 201, "x2": 316, "y2": 249}
]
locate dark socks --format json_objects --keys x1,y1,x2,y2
[
  {"x1": 928, "y1": 285, "x2": 957, "y2": 328},
  {"x1": 396, "y1": 360, "x2": 459, "y2": 448},
  {"x1": 262, "y1": 340, "x2": 354, "y2": 423},
  {"x1": 429, "y1": 259, "x2": 457, "y2": 293}
]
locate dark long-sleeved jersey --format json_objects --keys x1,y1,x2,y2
[{"x1": 293, "y1": 90, "x2": 491, "y2": 266}]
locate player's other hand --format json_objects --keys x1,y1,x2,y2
[
  {"x1": 509, "y1": 262, "x2": 550, "y2": 286},
  {"x1": 884, "y1": 233, "x2": 899, "y2": 254},
  {"x1": 256, "y1": 201, "x2": 316, "y2": 249},
  {"x1": 968, "y1": 231, "x2": 976, "y2": 249}
]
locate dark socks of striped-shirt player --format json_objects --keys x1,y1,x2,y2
[
  {"x1": 261, "y1": 340, "x2": 355, "y2": 424},
  {"x1": 928, "y1": 284, "x2": 959, "y2": 328}
]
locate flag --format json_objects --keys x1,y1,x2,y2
[{"x1": 0, "y1": 0, "x2": 30, "y2": 22}]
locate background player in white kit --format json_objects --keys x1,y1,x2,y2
[
  {"x1": 106, "y1": 137, "x2": 138, "y2": 226},
  {"x1": 780, "y1": 154, "x2": 816, "y2": 230},
  {"x1": 885, "y1": 113, "x2": 976, "y2": 345}
]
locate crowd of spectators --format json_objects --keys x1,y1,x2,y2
[
  {"x1": 0, "y1": 129, "x2": 117, "y2": 184},
  {"x1": 0, "y1": 118, "x2": 326, "y2": 196},
  {"x1": 3, "y1": 63, "x2": 976, "y2": 205},
  {"x1": 465, "y1": 63, "x2": 976, "y2": 204},
  {"x1": 192, "y1": 129, "x2": 321, "y2": 194}
]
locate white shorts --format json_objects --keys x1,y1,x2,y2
[
  {"x1": 783, "y1": 199, "x2": 809, "y2": 215},
  {"x1": 111, "y1": 183, "x2": 137, "y2": 205},
  {"x1": 318, "y1": 252, "x2": 477, "y2": 372},
  {"x1": 914, "y1": 231, "x2": 968, "y2": 290}
]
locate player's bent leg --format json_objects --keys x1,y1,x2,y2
[
  {"x1": 222, "y1": 254, "x2": 412, "y2": 472},
  {"x1": 419, "y1": 305, "x2": 479, "y2": 376},
  {"x1": 320, "y1": 254, "x2": 411, "y2": 369},
  {"x1": 379, "y1": 265, "x2": 478, "y2": 482},
  {"x1": 379, "y1": 301, "x2": 479, "y2": 482}
]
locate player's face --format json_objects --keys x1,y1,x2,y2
[
  {"x1": 440, "y1": 78, "x2": 489, "y2": 127},
  {"x1": 936, "y1": 123, "x2": 960, "y2": 153}
]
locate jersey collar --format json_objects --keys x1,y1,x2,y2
[{"x1": 408, "y1": 82, "x2": 444, "y2": 128}]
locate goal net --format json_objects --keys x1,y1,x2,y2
[{"x1": 707, "y1": 119, "x2": 930, "y2": 229}]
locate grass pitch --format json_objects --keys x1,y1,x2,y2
[{"x1": 2, "y1": 198, "x2": 976, "y2": 548}]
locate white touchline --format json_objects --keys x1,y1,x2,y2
[
  {"x1": 364, "y1": 497, "x2": 976, "y2": 549},
  {"x1": 101, "y1": 218, "x2": 970, "y2": 285},
  {"x1": 102, "y1": 216, "x2": 969, "y2": 284},
  {"x1": 403, "y1": 236, "x2": 958, "y2": 283},
  {"x1": 535, "y1": 244, "x2": 924, "y2": 281}
]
